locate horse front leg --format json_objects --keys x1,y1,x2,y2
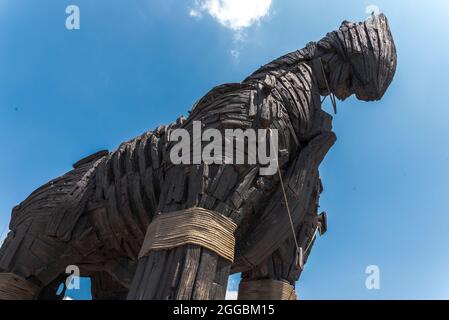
[
  {"x1": 237, "y1": 177, "x2": 326, "y2": 300},
  {"x1": 127, "y1": 245, "x2": 231, "y2": 300},
  {"x1": 127, "y1": 164, "x2": 248, "y2": 300}
]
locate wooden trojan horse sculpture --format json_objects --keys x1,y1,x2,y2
[{"x1": 0, "y1": 14, "x2": 396, "y2": 300}]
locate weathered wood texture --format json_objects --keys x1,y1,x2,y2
[{"x1": 0, "y1": 14, "x2": 396, "y2": 300}]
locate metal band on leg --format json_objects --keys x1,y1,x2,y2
[
  {"x1": 238, "y1": 279, "x2": 297, "y2": 300},
  {"x1": 138, "y1": 207, "x2": 237, "y2": 262},
  {"x1": 0, "y1": 273, "x2": 40, "y2": 300}
]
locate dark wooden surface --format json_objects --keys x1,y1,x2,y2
[{"x1": 0, "y1": 14, "x2": 396, "y2": 300}]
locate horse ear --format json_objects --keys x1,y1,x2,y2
[{"x1": 339, "y1": 20, "x2": 353, "y2": 28}]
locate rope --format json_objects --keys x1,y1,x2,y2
[
  {"x1": 304, "y1": 226, "x2": 319, "y2": 255},
  {"x1": 272, "y1": 150, "x2": 303, "y2": 270},
  {"x1": 319, "y1": 57, "x2": 338, "y2": 115},
  {"x1": 238, "y1": 279, "x2": 297, "y2": 300},
  {"x1": 268, "y1": 129, "x2": 321, "y2": 269},
  {"x1": 138, "y1": 207, "x2": 237, "y2": 262},
  {"x1": 268, "y1": 128, "x2": 303, "y2": 269},
  {"x1": 276, "y1": 161, "x2": 320, "y2": 267}
]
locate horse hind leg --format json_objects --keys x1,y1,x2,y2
[
  {"x1": 90, "y1": 271, "x2": 129, "y2": 300},
  {"x1": 0, "y1": 221, "x2": 75, "y2": 299},
  {"x1": 0, "y1": 152, "x2": 114, "y2": 300},
  {"x1": 0, "y1": 211, "x2": 105, "y2": 300}
]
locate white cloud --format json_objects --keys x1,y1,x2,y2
[
  {"x1": 190, "y1": 0, "x2": 272, "y2": 30},
  {"x1": 225, "y1": 290, "x2": 238, "y2": 300},
  {"x1": 230, "y1": 49, "x2": 240, "y2": 60},
  {"x1": 189, "y1": 9, "x2": 202, "y2": 17}
]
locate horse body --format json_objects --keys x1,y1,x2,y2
[{"x1": 0, "y1": 14, "x2": 396, "y2": 300}]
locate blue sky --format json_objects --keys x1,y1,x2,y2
[{"x1": 1, "y1": 0, "x2": 449, "y2": 300}]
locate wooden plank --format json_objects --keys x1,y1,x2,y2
[{"x1": 192, "y1": 248, "x2": 219, "y2": 300}]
